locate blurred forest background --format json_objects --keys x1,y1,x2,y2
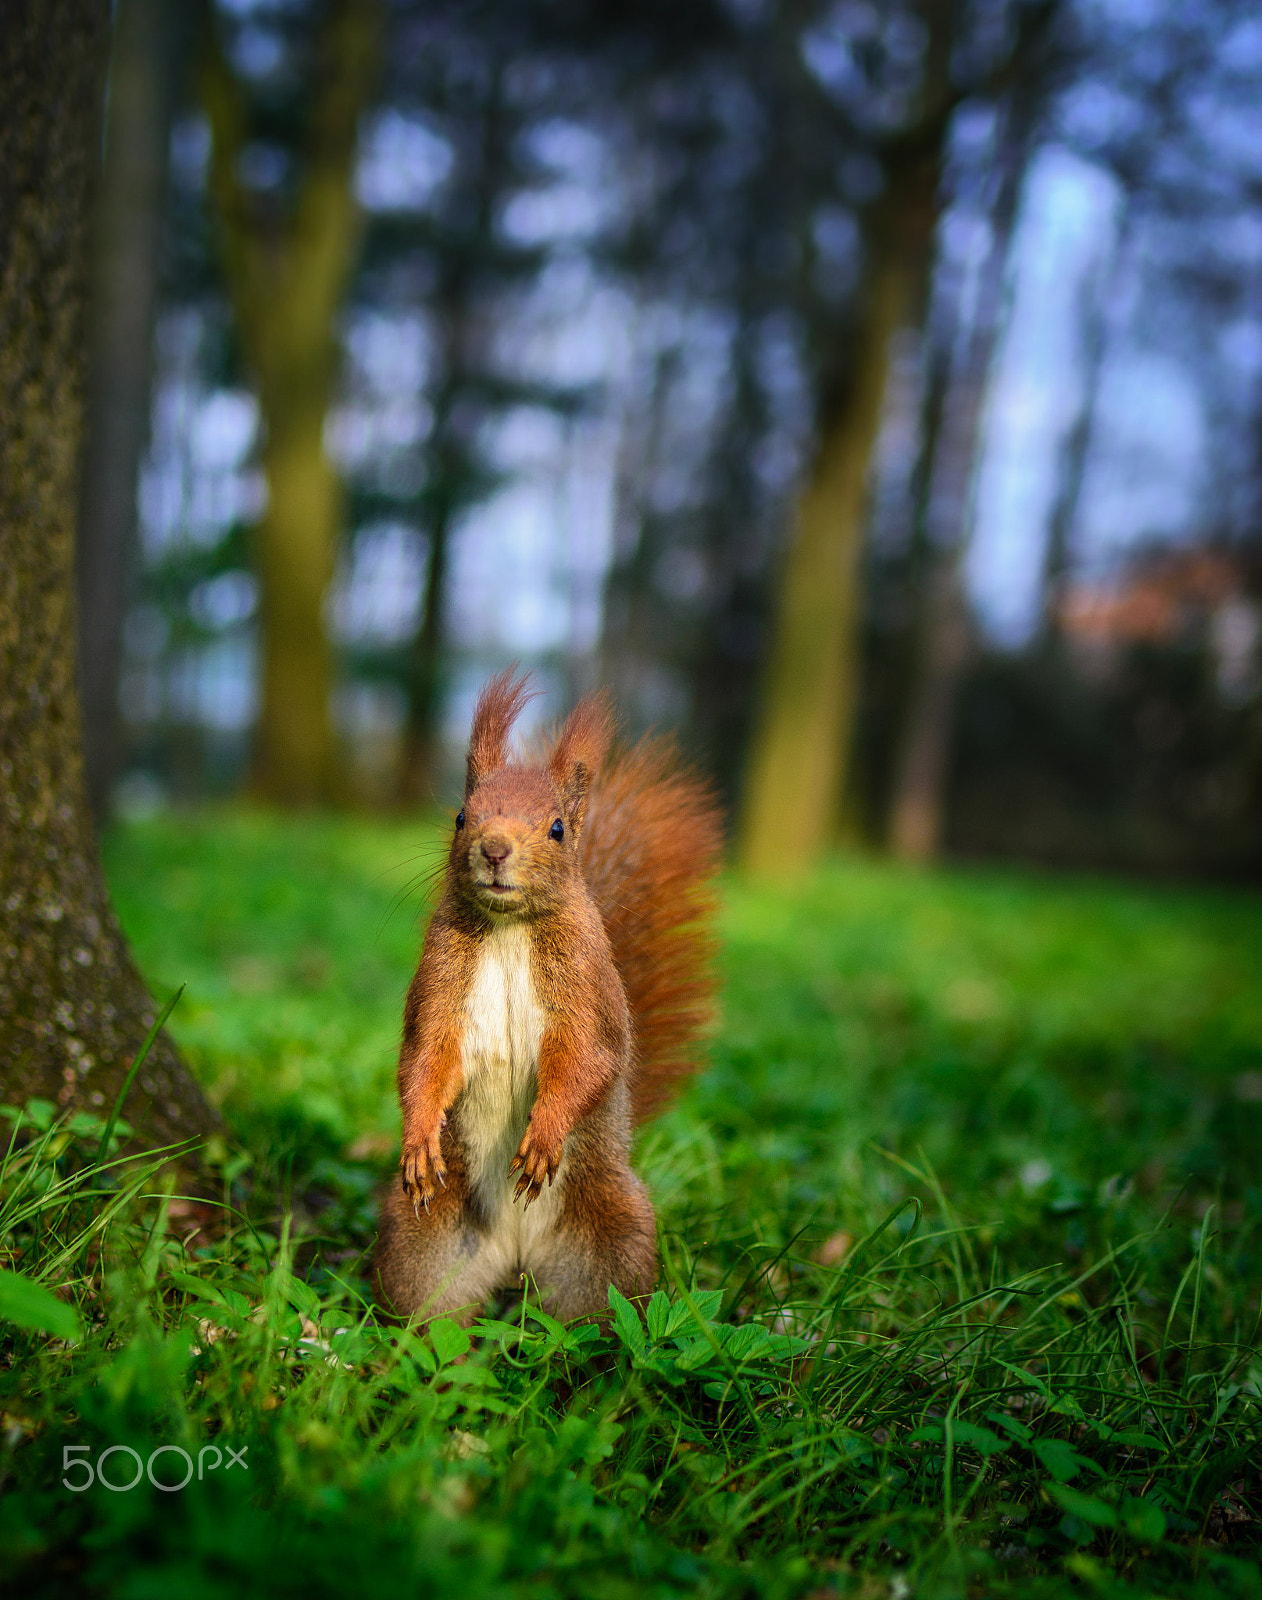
[
  {"x1": 4, "y1": 6, "x2": 1261, "y2": 1588},
  {"x1": 80, "y1": 0, "x2": 1262, "y2": 879}
]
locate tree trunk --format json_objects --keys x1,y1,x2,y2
[
  {"x1": 739, "y1": 160, "x2": 938, "y2": 878},
  {"x1": 0, "y1": 0, "x2": 217, "y2": 1148},
  {"x1": 397, "y1": 491, "x2": 453, "y2": 808},
  {"x1": 883, "y1": 1, "x2": 1062, "y2": 861},
  {"x1": 252, "y1": 389, "x2": 344, "y2": 804},
  {"x1": 397, "y1": 354, "x2": 461, "y2": 809},
  {"x1": 886, "y1": 559, "x2": 971, "y2": 860},
  {"x1": 887, "y1": 99, "x2": 1049, "y2": 861},
  {"x1": 76, "y1": 0, "x2": 180, "y2": 828},
  {"x1": 201, "y1": 0, "x2": 380, "y2": 805},
  {"x1": 394, "y1": 66, "x2": 510, "y2": 810},
  {"x1": 887, "y1": 232, "x2": 1012, "y2": 861},
  {"x1": 1038, "y1": 201, "x2": 1132, "y2": 647}
]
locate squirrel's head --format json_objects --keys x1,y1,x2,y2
[{"x1": 449, "y1": 668, "x2": 613, "y2": 922}]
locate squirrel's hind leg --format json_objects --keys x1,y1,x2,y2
[
  {"x1": 526, "y1": 1155, "x2": 658, "y2": 1322},
  {"x1": 374, "y1": 1177, "x2": 505, "y2": 1327}
]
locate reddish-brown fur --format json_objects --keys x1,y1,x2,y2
[{"x1": 374, "y1": 667, "x2": 722, "y2": 1324}]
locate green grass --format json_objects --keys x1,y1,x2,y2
[{"x1": 1, "y1": 807, "x2": 1259, "y2": 1598}]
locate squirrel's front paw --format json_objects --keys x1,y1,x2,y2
[
  {"x1": 509, "y1": 1117, "x2": 563, "y2": 1207},
  {"x1": 400, "y1": 1121, "x2": 447, "y2": 1215}
]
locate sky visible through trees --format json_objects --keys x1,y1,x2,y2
[{"x1": 100, "y1": 0, "x2": 1262, "y2": 873}]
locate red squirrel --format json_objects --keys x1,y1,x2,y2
[{"x1": 374, "y1": 668, "x2": 721, "y2": 1324}]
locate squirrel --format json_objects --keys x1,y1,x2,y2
[{"x1": 374, "y1": 668, "x2": 722, "y2": 1325}]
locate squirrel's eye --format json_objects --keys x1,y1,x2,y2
[
  {"x1": 549, "y1": 818, "x2": 564, "y2": 842},
  {"x1": 455, "y1": 810, "x2": 465, "y2": 831}
]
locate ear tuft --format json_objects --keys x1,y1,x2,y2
[
  {"x1": 465, "y1": 667, "x2": 536, "y2": 796},
  {"x1": 548, "y1": 691, "x2": 614, "y2": 830}
]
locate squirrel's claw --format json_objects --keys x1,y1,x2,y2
[
  {"x1": 510, "y1": 1121, "x2": 561, "y2": 1206},
  {"x1": 514, "y1": 1172, "x2": 544, "y2": 1208},
  {"x1": 399, "y1": 1130, "x2": 447, "y2": 1214}
]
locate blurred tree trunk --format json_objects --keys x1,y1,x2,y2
[
  {"x1": 887, "y1": 22, "x2": 1056, "y2": 861},
  {"x1": 888, "y1": 193, "x2": 1018, "y2": 861},
  {"x1": 202, "y1": 0, "x2": 380, "y2": 806},
  {"x1": 739, "y1": 151, "x2": 940, "y2": 877},
  {"x1": 395, "y1": 67, "x2": 511, "y2": 808},
  {"x1": 1037, "y1": 201, "x2": 1132, "y2": 646},
  {"x1": 397, "y1": 353, "x2": 461, "y2": 807},
  {"x1": 76, "y1": 0, "x2": 180, "y2": 827},
  {"x1": 886, "y1": 554, "x2": 972, "y2": 861},
  {"x1": 691, "y1": 314, "x2": 773, "y2": 810},
  {"x1": 0, "y1": 0, "x2": 217, "y2": 1147},
  {"x1": 597, "y1": 337, "x2": 676, "y2": 712}
]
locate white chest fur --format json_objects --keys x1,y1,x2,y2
[{"x1": 457, "y1": 922, "x2": 552, "y2": 1239}]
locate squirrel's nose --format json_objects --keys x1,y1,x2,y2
[{"x1": 480, "y1": 833, "x2": 512, "y2": 866}]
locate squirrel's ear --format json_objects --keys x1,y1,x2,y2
[
  {"x1": 548, "y1": 691, "x2": 614, "y2": 831},
  {"x1": 465, "y1": 667, "x2": 536, "y2": 797}
]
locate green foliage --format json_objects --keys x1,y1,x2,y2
[
  {"x1": 1, "y1": 812, "x2": 1257, "y2": 1596},
  {"x1": 0, "y1": 1269, "x2": 81, "y2": 1341}
]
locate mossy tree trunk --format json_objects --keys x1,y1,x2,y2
[
  {"x1": 738, "y1": 153, "x2": 940, "y2": 878},
  {"x1": 0, "y1": 0, "x2": 216, "y2": 1147},
  {"x1": 201, "y1": 0, "x2": 380, "y2": 806}
]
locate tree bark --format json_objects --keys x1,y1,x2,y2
[
  {"x1": 76, "y1": 0, "x2": 179, "y2": 827},
  {"x1": 201, "y1": 0, "x2": 380, "y2": 805},
  {"x1": 0, "y1": 0, "x2": 217, "y2": 1147},
  {"x1": 887, "y1": 66, "x2": 1053, "y2": 861},
  {"x1": 738, "y1": 157, "x2": 939, "y2": 878}
]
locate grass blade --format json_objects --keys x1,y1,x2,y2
[{"x1": 95, "y1": 984, "x2": 185, "y2": 1165}]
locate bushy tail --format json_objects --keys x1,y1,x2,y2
[{"x1": 580, "y1": 735, "x2": 723, "y2": 1124}]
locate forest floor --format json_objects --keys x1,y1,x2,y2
[{"x1": 2, "y1": 808, "x2": 1260, "y2": 1598}]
